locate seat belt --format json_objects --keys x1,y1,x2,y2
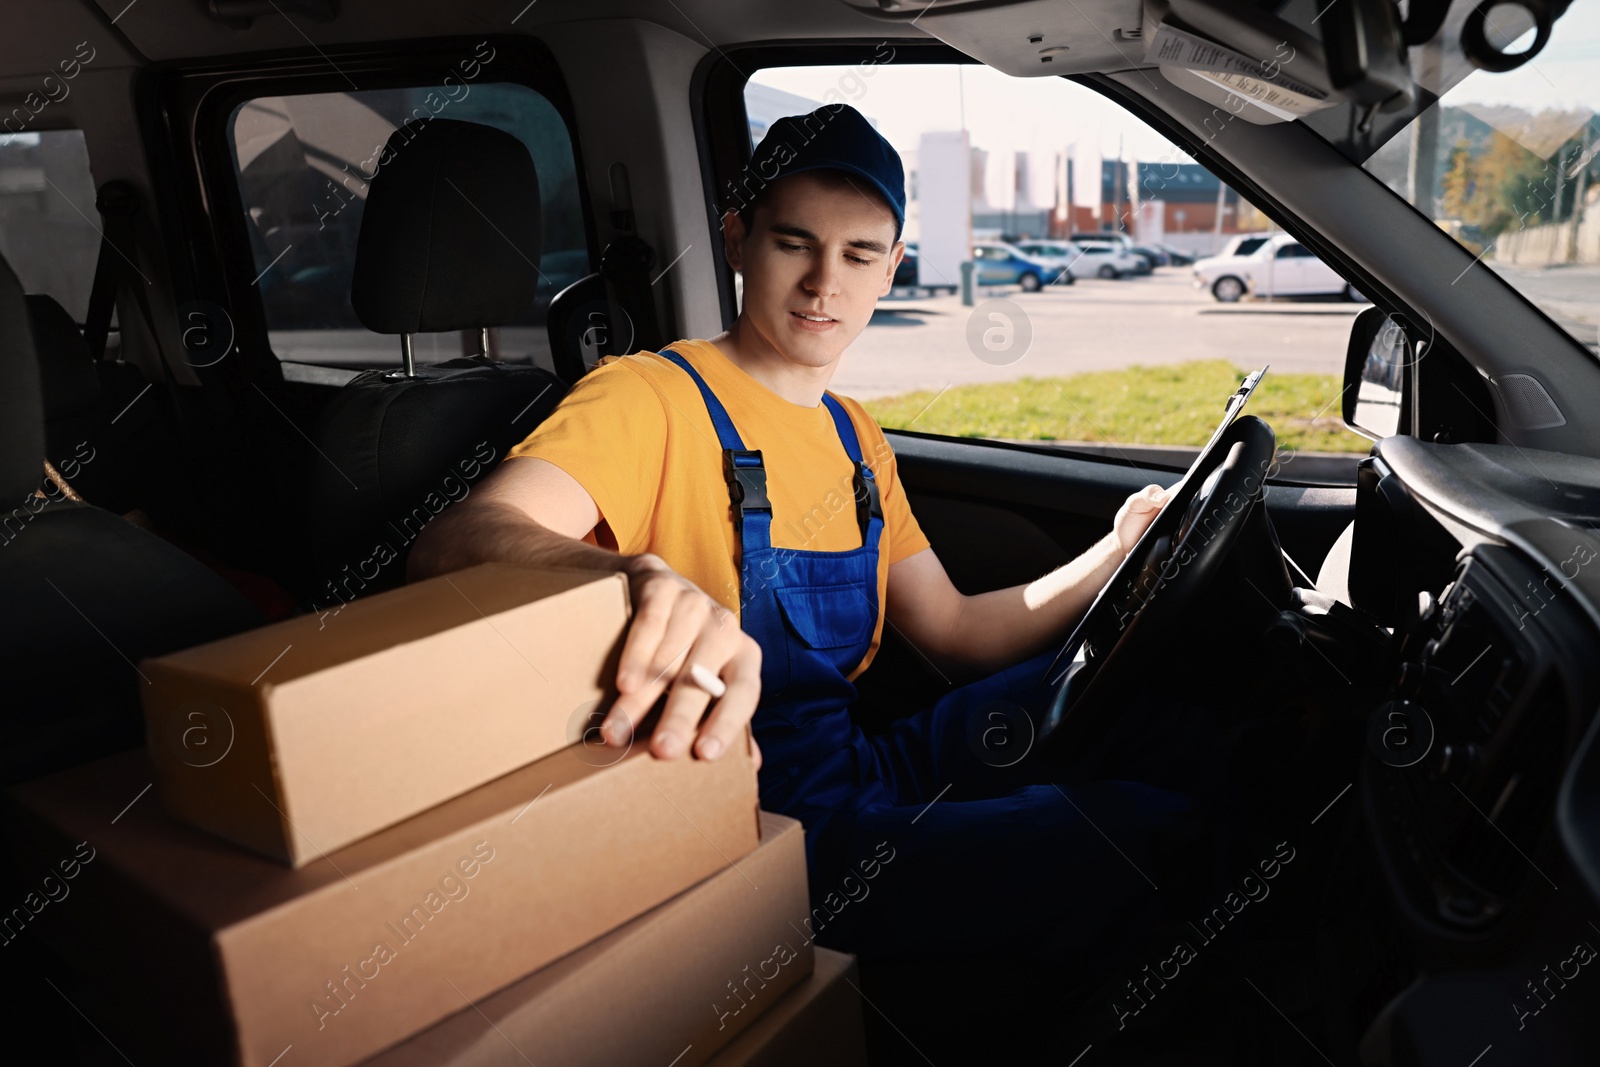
[
  {"x1": 600, "y1": 233, "x2": 664, "y2": 353},
  {"x1": 83, "y1": 181, "x2": 135, "y2": 361},
  {"x1": 597, "y1": 164, "x2": 664, "y2": 353},
  {"x1": 81, "y1": 180, "x2": 189, "y2": 437}
]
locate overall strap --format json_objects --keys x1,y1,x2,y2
[
  {"x1": 820, "y1": 393, "x2": 884, "y2": 545},
  {"x1": 657, "y1": 348, "x2": 772, "y2": 553}
]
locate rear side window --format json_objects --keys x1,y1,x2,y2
[
  {"x1": 226, "y1": 81, "x2": 586, "y2": 371},
  {"x1": 0, "y1": 129, "x2": 100, "y2": 320}
]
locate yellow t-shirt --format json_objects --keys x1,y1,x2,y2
[{"x1": 505, "y1": 338, "x2": 931, "y2": 679}]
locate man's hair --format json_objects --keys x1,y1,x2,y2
[{"x1": 734, "y1": 168, "x2": 903, "y2": 244}]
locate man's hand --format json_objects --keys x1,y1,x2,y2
[
  {"x1": 1112, "y1": 484, "x2": 1170, "y2": 556},
  {"x1": 600, "y1": 553, "x2": 763, "y2": 768}
]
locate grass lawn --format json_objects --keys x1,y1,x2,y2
[{"x1": 861, "y1": 360, "x2": 1370, "y2": 454}]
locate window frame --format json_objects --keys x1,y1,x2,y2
[
  {"x1": 690, "y1": 41, "x2": 1456, "y2": 480},
  {"x1": 140, "y1": 35, "x2": 597, "y2": 381}
]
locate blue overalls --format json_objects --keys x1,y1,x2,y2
[{"x1": 659, "y1": 350, "x2": 1229, "y2": 967}]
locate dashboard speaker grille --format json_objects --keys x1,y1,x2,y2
[{"x1": 1489, "y1": 373, "x2": 1567, "y2": 430}]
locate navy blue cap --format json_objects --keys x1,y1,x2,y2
[{"x1": 743, "y1": 104, "x2": 905, "y2": 239}]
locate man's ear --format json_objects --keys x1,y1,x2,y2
[
  {"x1": 879, "y1": 239, "x2": 906, "y2": 298},
  {"x1": 721, "y1": 209, "x2": 748, "y2": 272}
]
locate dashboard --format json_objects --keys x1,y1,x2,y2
[{"x1": 1345, "y1": 438, "x2": 1600, "y2": 1053}]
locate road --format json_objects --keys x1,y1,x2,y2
[{"x1": 831, "y1": 270, "x2": 1365, "y2": 401}]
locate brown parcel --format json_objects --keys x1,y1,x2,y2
[
  {"x1": 705, "y1": 947, "x2": 869, "y2": 1067},
  {"x1": 365, "y1": 812, "x2": 814, "y2": 1067},
  {"x1": 3, "y1": 735, "x2": 759, "y2": 1067},
  {"x1": 141, "y1": 562, "x2": 630, "y2": 866}
]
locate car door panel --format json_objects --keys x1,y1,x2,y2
[
  {"x1": 1308, "y1": 255, "x2": 1345, "y2": 295},
  {"x1": 890, "y1": 433, "x2": 1355, "y2": 585},
  {"x1": 1271, "y1": 247, "x2": 1306, "y2": 294},
  {"x1": 854, "y1": 431, "x2": 1356, "y2": 725}
]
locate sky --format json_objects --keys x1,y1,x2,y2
[
  {"x1": 750, "y1": 63, "x2": 1187, "y2": 164},
  {"x1": 749, "y1": 64, "x2": 1193, "y2": 209}
]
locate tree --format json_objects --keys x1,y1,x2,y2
[{"x1": 1439, "y1": 139, "x2": 1476, "y2": 221}]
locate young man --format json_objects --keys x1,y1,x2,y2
[{"x1": 409, "y1": 105, "x2": 1207, "y2": 964}]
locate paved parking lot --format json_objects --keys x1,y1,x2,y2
[{"x1": 831, "y1": 269, "x2": 1365, "y2": 400}]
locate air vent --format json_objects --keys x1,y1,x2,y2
[{"x1": 1490, "y1": 373, "x2": 1567, "y2": 430}]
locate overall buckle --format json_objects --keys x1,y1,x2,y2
[
  {"x1": 723, "y1": 449, "x2": 770, "y2": 517},
  {"x1": 853, "y1": 462, "x2": 882, "y2": 540}
]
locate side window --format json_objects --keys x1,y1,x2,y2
[
  {"x1": 1277, "y1": 243, "x2": 1305, "y2": 259},
  {"x1": 0, "y1": 129, "x2": 100, "y2": 320},
  {"x1": 226, "y1": 82, "x2": 586, "y2": 371},
  {"x1": 741, "y1": 65, "x2": 1368, "y2": 466}
]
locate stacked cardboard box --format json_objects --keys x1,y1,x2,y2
[
  {"x1": 2, "y1": 563, "x2": 868, "y2": 1064},
  {"x1": 704, "y1": 948, "x2": 869, "y2": 1067},
  {"x1": 363, "y1": 813, "x2": 840, "y2": 1066},
  {"x1": 139, "y1": 562, "x2": 638, "y2": 866}
]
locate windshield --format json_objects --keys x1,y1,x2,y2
[{"x1": 1361, "y1": 4, "x2": 1599, "y2": 353}]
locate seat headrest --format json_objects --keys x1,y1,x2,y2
[
  {"x1": 351, "y1": 119, "x2": 543, "y2": 336},
  {"x1": 0, "y1": 257, "x2": 44, "y2": 500},
  {"x1": 26, "y1": 295, "x2": 101, "y2": 423}
]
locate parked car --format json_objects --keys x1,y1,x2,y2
[
  {"x1": 1088, "y1": 239, "x2": 1152, "y2": 275},
  {"x1": 1193, "y1": 232, "x2": 1364, "y2": 302},
  {"x1": 892, "y1": 243, "x2": 918, "y2": 288},
  {"x1": 1152, "y1": 242, "x2": 1196, "y2": 266},
  {"x1": 1188, "y1": 234, "x2": 1277, "y2": 300},
  {"x1": 1078, "y1": 239, "x2": 1151, "y2": 276},
  {"x1": 1015, "y1": 239, "x2": 1144, "y2": 280},
  {"x1": 1130, "y1": 244, "x2": 1171, "y2": 268},
  {"x1": 970, "y1": 242, "x2": 1068, "y2": 292},
  {"x1": 1069, "y1": 230, "x2": 1134, "y2": 249},
  {"x1": 1215, "y1": 232, "x2": 1275, "y2": 260}
]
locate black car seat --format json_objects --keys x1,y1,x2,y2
[
  {"x1": 307, "y1": 119, "x2": 568, "y2": 602},
  {"x1": 544, "y1": 230, "x2": 667, "y2": 384},
  {"x1": 0, "y1": 256, "x2": 264, "y2": 786},
  {"x1": 25, "y1": 296, "x2": 101, "y2": 469},
  {"x1": 23, "y1": 293, "x2": 155, "y2": 515}
]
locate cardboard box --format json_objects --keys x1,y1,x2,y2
[
  {"x1": 140, "y1": 562, "x2": 631, "y2": 866},
  {"x1": 3, "y1": 735, "x2": 759, "y2": 1067},
  {"x1": 706, "y1": 948, "x2": 869, "y2": 1067},
  {"x1": 364, "y1": 811, "x2": 814, "y2": 1067}
]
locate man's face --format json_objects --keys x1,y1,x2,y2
[{"x1": 723, "y1": 171, "x2": 903, "y2": 372}]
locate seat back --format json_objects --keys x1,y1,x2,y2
[
  {"x1": 545, "y1": 271, "x2": 608, "y2": 384},
  {"x1": 24, "y1": 293, "x2": 157, "y2": 513},
  {"x1": 309, "y1": 119, "x2": 566, "y2": 601},
  {"x1": 24, "y1": 295, "x2": 100, "y2": 460},
  {"x1": 0, "y1": 260, "x2": 262, "y2": 785}
]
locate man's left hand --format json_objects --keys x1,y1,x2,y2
[{"x1": 1113, "y1": 484, "x2": 1170, "y2": 556}]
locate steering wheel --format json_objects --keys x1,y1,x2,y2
[{"x1": 1037, "y1": 414, "x2": 1281, "y2": 765}]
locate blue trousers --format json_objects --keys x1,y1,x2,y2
[{"x1": 757, "y1": 649, "x2": 1233, "y2": 968}]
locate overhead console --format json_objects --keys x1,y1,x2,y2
[{"x1": 847, "y1": 0, "x2": 1580, "y2": 155}]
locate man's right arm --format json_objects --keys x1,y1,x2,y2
[
  {"x1": 407, "y1": 457, "x2": 762, "y2": 768},
  {"x1": 408, "y1": 455, "x2": 612, "y2": 580}
]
